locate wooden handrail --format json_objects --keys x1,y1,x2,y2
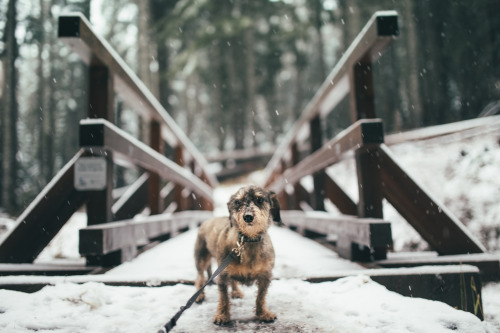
[
  {"x1": 264, "y1": 11, "x2": 398, "y2": 184},
  {"x1": 385, "y1": 114, "x2": 500, "y2": 145},
  {"x1": 58, "y1": 13, "x2": 217, "y2": 188},
  {"x1": 80, "y1": 119, "x2": 213, "y2": 203}
]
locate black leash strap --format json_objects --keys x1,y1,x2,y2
[{"x1": 157, "y1": 249, "x2": 239, "y2": 333}]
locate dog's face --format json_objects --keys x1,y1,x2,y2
[{"x1": 227, "y1": 185, "x2": 282, "y2": 238}]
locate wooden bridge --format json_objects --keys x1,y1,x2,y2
[{"x1": 0, "y1": 11, "x2": 498, "y2": 321}]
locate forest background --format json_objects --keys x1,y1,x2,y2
[{"x1": 0, "y1": 0, "x2": 499, "y2": 215}]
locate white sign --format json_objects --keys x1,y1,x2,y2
[{"x1": 74, "y1": 157, "x2": 107, "y2": 190}]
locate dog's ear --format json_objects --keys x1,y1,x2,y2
[
  {"x1": 269, "y1": 191, "x2": 283, "y2": 226},
  {"x1": 227, "y1": 199, "x2": 233, "y2": 227}
]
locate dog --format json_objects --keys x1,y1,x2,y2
[{"x1": 194, "y1": 185, "x2": 282, "y2": 325}]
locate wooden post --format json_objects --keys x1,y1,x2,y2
[
  {"x1": 86, "y1": 65, "x2": 114, "y2": 225},
  {"x1": 349, "y1": 62, "x2": 376, "y2": 122},
  {"x1": 278, "y1": 159, "x2": 290, "y2": 210},
  {"x1": 355, "y1": 144, "x2": 385, "y2": 260},
  {"x1": 355, "y1": 146, "x2": 383, "y2": 219},
  {"x1": 173, "y1": 145, "x2": 184, "y2": 211},
  {"x1": 85, "y1": 152, "x2": 114, "y2": 226},
  {"x1": 310, "y1": 115, "x2": 325, "y2": 211},
  {"x1": 88, "y1": 66, "x2": 114, "y2": 121},
  {"x1": 291, "y1": 143, "x2": 301, "y2": 210},
  {"x1": 148, "y1": 120, "x2": 162, "y2": 214}
]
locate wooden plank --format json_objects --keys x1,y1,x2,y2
[
  {"x1": 376, "y1": 144, "x2": 486, "y2": 255},
  {"x1": 376, "y1": 252, "x2": 500, "y2": 282},
  {"x1": 0, "y1": 275, "x2": 193, "y2": 293},
  {"x1": 293, "y1": 184, "x2": 311, "y2": 211},
  {"x1": 0, "y1": 151, "x2": 87, "y2": 263},
  {"x1": 79, "y1": 211, "x2": 213, "y2": 256},
  {"x1": 280, "y1": 210, "x2": 392, "y2": 261},
  {"x1": 112, "y1": 173, "x2": 149, "y2": 220},
  {"x1": 385, "y1": 115, "x2": 500, "y2": 146},
  {"x1": 0, "y1": 263, "x2": 97, "y2": 276},
  {"x1": 58, "y1": 14, "x2": 218, "y2": 189},
  {"x1": 79, "y1": 119, "x2": 213, "y2": 205},
  {"x1": 281, "y1": 211, "x2": 392, "y2": 248},
  {"x1": 264, "y1": 11, "x2": 398, "y2": 186},
  {"x1": 306, "y1": 265, "x2": 483, "y2": 320},
  {"x1": 324, "y1": 174, "x2": 357, "y2": 215}
]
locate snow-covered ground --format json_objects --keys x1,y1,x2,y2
[
  {"x1": 0, "y1": 129, "x2": 500, "y2": 332},
  {"x1": 0, "y1": 223, "x2": 498, "y2": 332}
]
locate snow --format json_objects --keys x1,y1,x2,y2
[
  {"x1": 0, "y1": 275, "x2": 495, "y2": 333},
  {"x1": 1, "y1": 130, "x2": 500, "y2": 332}
]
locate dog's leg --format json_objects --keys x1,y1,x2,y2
[
  {"x1": 194, "y1": 235, "x2": 210, "y2": 303},
  {"x1": 230, "y1": 280, "x2": 244, "y2": 299},
  {"x1": 214, "y1": 279, "x2": 231, "y2": 325},
  {"x1": 256, "y1": 275, "x2": 276, "y2": 322}
]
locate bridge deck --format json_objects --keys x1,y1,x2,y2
[{"x1": 0, "y1": 222, "x2": 492, "y2": 332}]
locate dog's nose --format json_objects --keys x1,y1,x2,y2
[{"x1": 243, "y1": 214, "x2": 254, "y2": 223}]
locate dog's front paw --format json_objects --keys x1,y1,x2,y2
[
  {"x1": 257, "y1": 310, "x2": 277, "y2": 322},
  {"x1": 213, "y1": 313, "x2": 230, "y2": 325},
  {"x1": 195, "y1": 292, "x2": 205, "y2": 303}
]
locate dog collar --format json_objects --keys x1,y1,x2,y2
[
  {"x1": 232, "y1": 234, "x2": 262, "y2": 258},
  {"x1": 238, "y1": 232, "x2": 262, "y2": 243}
]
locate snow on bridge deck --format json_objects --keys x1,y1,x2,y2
[{"x1": 0, "y1": 223, "x2": 492, "y2": 332}]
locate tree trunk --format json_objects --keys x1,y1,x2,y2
[
  {"x1": 137, "y1": 0, "x2": 158, "y2": 97},
  {"x1": 225, "y1": 39, "x2": 245, "y2": 150},
  {"x1": 313, "y1": 0, "x2": 327, "y2": 80},
  {"x1": 210, "y1": 44, "x2": 226, "y2": 151},
  {"x1": 403, "y1": 0, "x2": 423, "y2": 127},
  {"x1": 1, "y1": 0, "x2": 20, "y2": 213},
  {"x1": 244, "y1": 28, "x2": 258, "y2": 147},
  {"x1": 150, "y1": 0, "x2": 178, "y2": 114}
]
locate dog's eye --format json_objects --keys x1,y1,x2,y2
[
  {"x1": 256, "y1": 197, "x2": 264, "y2": 204},
  {"x1": 234, "y1": 200, "x2": 240, "y2": 206}
]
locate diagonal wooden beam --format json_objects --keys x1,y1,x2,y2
[
  {"x1": 377, "y1": 144, "x2": 486, "y2": 255},
  {"x1": 0, "y1": 151, "x2": 87, "y2": 263}
]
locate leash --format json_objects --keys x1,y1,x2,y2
[{"x1": 157, "y1": 237, "x2": 247, "y2": 333}]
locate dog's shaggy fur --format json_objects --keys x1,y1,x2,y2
[{"x1": 194, "y1": 185, "x2": 282, "y2": 325}]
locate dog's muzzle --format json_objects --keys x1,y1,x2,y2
[{"x1": 243, "y1": 213, "x2": 254, "y2": 223}]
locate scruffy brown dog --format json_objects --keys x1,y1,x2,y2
[{"x1": 194, "y1": 185, "x2": 282, "y2": 325}]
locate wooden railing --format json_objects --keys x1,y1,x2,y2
[
  {"x1": 265, "y1": 11, "x2": 398, "y2": 210},
  {"x1": 58, "y1": 13, "x2": 217, "y2": 215},
  {"x1": 0, "y1": 13, "x2": 217, "y2": 266},
  {"x1": 264, "y1": 11, "x2": 489, "y2": 261}
]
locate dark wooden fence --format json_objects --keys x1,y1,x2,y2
[{"x1": 0, "y1": 13, "x2": 217, "y2": 267}]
